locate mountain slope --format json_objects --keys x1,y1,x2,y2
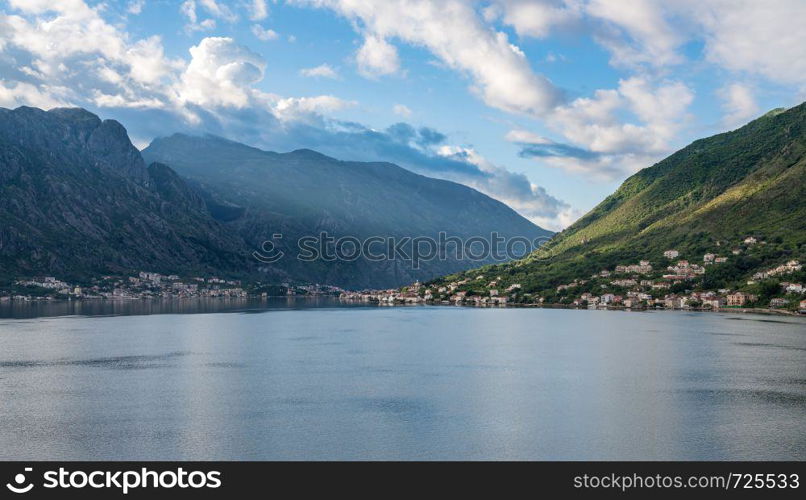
[
  {"x1": 431, "y1": 102, "x2": 806, "y2": 296},
  {"x1": 0, "y1": 107, "x2": 251, "y2": 280},
  {"x1": 143, "y1": 134, "x2": 551, "y2": 288}
]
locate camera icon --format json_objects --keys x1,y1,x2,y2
[{"x1": 6, "y1": 468, "x2": 34, "y2": 494}]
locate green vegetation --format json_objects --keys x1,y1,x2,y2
[{"x1": 429, "y1": 102, "x2": 806, "y2": 309}]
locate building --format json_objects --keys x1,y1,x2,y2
[
  {"x1": 663, "y1": 250, "x2": 679, "y2": 259},
  {"x1": 623, "y1": 298, "x2": 643, "y2": 308},
  {"x1": 726, "y1": 292, "x2": 757, "y2": 307},
  {"x1": 800, "y1": 299, "x2": 806, "y2": 311},
  {"x1": 715, "y1": 256, "x2": 728, "y2": 263},
  {"x1": 744, "y1": 236, "x2": 758, "y2": 244},
  {"x1": 664, "y1": 295, "x2": 684, "y2": 309},
  {"x1": 769, "y1": 298, "x2": 789, "y2": 308},
  {"x1": 703, "y1": 253, "x2": 716, "y2": 263}
]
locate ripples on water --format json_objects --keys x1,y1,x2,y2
[{"x1": 0, "y1": 299, "x2": 804, "y2": 460}]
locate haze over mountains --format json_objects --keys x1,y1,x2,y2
[
  {"x1": 0, "y1": 106, "x2": 550, "y2": 289},
  {"x1": 142, "y1": 134, "x2": 550, "y2": 288}
]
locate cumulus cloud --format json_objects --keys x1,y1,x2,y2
[
  {"x1": 290, "y1": 0, "x2": 563, "y2": 116},
  {"x1": 355, "y1": 35, "x2": 401, "y2": 78},
  {"x1": 675, "y1": 0, "x2": 806, "y2": 87},
  {"x1": 718, "y1": 83, "x2": 759, "y2": 128},
  {"x1": 487, "y1": 0, "x2": 581, "y2": 39},
  {"x1": 178, "y1": 37, "x2": 266, "y2": 109},
  {"x1": 0, "y1": 80, "x2": 66, "y2": 109},
  {"x1": 247, "y1": 0, "x2": 269, "y2": 21},
  {"x1": 300, "y1": 64, "x2": 339, "y2": 79},
  {"x1": 511, "y1": 77, "x2": 694, "y2": 178},
  {"x1": 0, "y1": 0, "x2": 570, "y2": 229},
  {"x1": 491, "y1": 0, "x2": 806, "y2": 89},
  {"x1": 586, "y1": 0, "x2": 683, "y2": 68},
  {"x1": 251, "y1": 24, "x2": 279, "y2": 41}
]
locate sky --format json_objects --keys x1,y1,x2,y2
[{"x1": 0, "y1": 0, "x2": 804, "y2": 231}]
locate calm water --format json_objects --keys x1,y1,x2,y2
[{"x1": 0, "y1": 299, "x2": 804, "y2": 460}]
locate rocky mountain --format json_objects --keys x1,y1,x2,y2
[
  {"x1": 0, "y1": 107, "x2": 251, "y2": 281},
  {"x1": 431, "y1": 102, "x2": 806, "y2": 298},
  {"x1": 0, "y1": 106, "x2": 550, "y2": 289},
  {"x1": 142, "y1": 134, "x2": 551, "y2": 288}
]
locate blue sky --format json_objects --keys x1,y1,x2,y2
[{"x1": 0, "y1": 0, "x2": 804, "y2": 230}]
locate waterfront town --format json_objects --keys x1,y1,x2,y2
[
  {"x1": 340, "y1": 237, "x2": 806, "y2": 314},
  {"x1": 3, "y1": 237, "x2": 805, "y2": 315},
  {"x1": 0, "y1": 271, "x2": 343, "y2": 302}
]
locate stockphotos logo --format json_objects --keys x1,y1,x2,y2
[
  {"x1": 5, "y1": 467, "x2": 221, "y2": 495},
  {"x1": 6, "y1": 468, "x2": 34, "y2": 494}
]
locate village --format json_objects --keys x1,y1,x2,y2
[
  {"x1": 341, "y1": 236, "x2": 806, "y2": 314},
  {"x1": 0, "y1": 271, "x2": 343, "y2": 302}
]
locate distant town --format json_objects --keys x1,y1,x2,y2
[
  {"x1": 341, "y1": 236, "x2": 806, "y2": 315},
  {"x1": 3, "y1": 236, "x2": 805, "y2": 315},
  {"x1": 0, "y1": 271, "x2": 343, "y2": 303}
]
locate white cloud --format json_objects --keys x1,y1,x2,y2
[
  {"x1": 685, "y1": 0, "x2": 806, "y2": 87},
  {"x1": 0, "y1": 2, "x2": 350, "y2": 126},
  {"x1": 492, "y1": 0, "x2": 806, "y2": 89},
  {"x1": 247, "y1": 0, "x2": 269, "y2": 21},
  {"x1": 251, "y1": 24, "x2": 279, "y2": 41},
  {"x1": 586, "y1": 0, "x2": 683, "y2": 68},
  {"x1": 290, "y1": 0, "x2": 562, "y2": 116},
  {"x1": 553, "y1": 77, "x2": 693, "y2": 155},
  {"x1": 180, "y1": 1, "x2": 216, "y2": 32},
  {"x1": 489, "y1": 0, "x2": 580, "y2": 39},
  {"x1": 513, "y1": 77, "x2": 695, "y2": 179},
  {"x1": 178, "y1": 37, "x2": 266, "y2": 109},
  {"x1": 0, "y1": 80, "x2": 66, "y2": 109},
  {"x1": 198, "y1": 0, "x2": 237, "y2": 22},
  {"x1": 0, "y1": 0, "x2": 574, "y2": 228},
  {"x1": 300, "y1": 64, "x2": 339, "y2": 79},
  {"x1": 180, "y1": 0, "x2": 237, "y2": 32},
  {"x1": 718, "y1": 83, "x2": 759, "y2": 128},
  {"x1": 274, "y1": 95, "x2": 355, "y2": 121},
  {"x1": 355, "y1": 35, "x2": 401, "y2": 78},
  {"x1": 393, "y1": 104, "x2": 412, "y2": 117},
  {"x1": 126, "y1": 0, "x2": 145, "y2": 15},
  {"x1": 505, "y1": 129, "x2": 551, "y2": 145}
]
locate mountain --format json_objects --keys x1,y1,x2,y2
[
  {"x1": 0, "y1": 106, "x2": 252, "y2": 281},
  {"x1": 430, "y1": 102, "x2": 806, "y2": 299},
  {"x1": 0, "y1": 106, "x2": 549, "y2": 289},
  {"x1": 142, "y1": 134, "x2": 551, "y2": 288}
]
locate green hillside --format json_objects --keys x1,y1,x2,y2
[{"x1": 429, "y1": 102, "x2": 806, "y2": 305}]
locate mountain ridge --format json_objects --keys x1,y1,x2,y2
[
  {"x1": 143, "y1": 132, "x2": 552, "y2": 288},
  {"x1": 0, "y1": 106, "x2": 551, "y2": 289},
  {"x1": 427, "y1": 102, "x2": 806, "y2": 304}
]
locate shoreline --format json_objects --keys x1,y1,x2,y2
[
  {"x1": 2, "y1": 295, "x2": 804, "y2": 318},
  {"x1": 377, "y1": 300, "x2": 806, "y2": 317}
]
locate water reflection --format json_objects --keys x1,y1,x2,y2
[
  {"x1": 0, "y1": 296, "x2": 361, "y2": 319},
  {"x1": 0, "y1": 307, "x2": 803, "y2": 460}
]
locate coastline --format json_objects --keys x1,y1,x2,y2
[
  {"x1": 370, "y1": 300, "x2": 806, "y2": 317},
  {"x1": 2, "y1": 294, "x2": 804, "y2": 319}
]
